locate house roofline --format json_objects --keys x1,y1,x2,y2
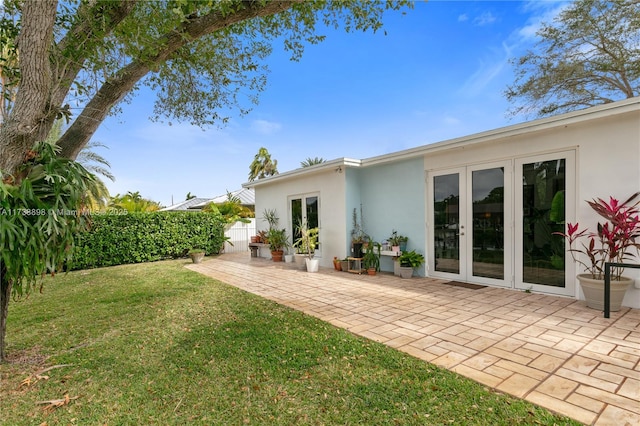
[
  {"x1": 362, "y1": 97, "x2": 640, "y2": 167},
  {"x1": 243, "y1": 97, "x2": 640, "y2": 187},
  {"x1": 243, "y1": 157, "x2": 361, "y2": 188}
]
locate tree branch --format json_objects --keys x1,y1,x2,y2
[
  {"x1": 50, "y1": 1, "x2": 139, "y2": 110},
  {"x1": 58, "y1": 1, "x2": 300, "y2": 159}
]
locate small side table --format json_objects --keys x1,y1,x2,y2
[{"x1": 347, "y1": 257, "x2": 364, "y2": 274}]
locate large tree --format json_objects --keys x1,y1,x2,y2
[
  {"x1": 0, "y1": 0, "x2": 410, "y2": 177},
  {"x1": 0, "y1": 0, "x2": 411, "y2": 362},
  {"x1": 505, "y1": 0, "x2": 640, "y2": 118}
]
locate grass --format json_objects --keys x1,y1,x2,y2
[{"x1": 0, "y1": 259, "x2": 581, "y2": 425}]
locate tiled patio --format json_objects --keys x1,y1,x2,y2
[{"x1": 188, "y1": 253, "x2": 640, "y2": 426}]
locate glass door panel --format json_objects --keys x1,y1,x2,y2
[
  {"x1": 306, "y1": 196, "x2": 319, "y2": 250},
  {"x1": 515, "y1": 151, "x2": 575, "y2": 296},
  {"x1": 291, "y1": 198, "x2": 302, "y2": 242},
  {"x1": 471, "y1": 168, "x2": 505, "y2": 280},
  {"x1": 433, "y1": 173, "x2": 461, "y2": 274},
  {"x1": 521, "y1": 160, "x2": 566, "y2": 287}
]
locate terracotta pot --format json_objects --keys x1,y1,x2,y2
[
  {"x1": 577, "y1": 274, "x2": 633, "y2": 311},
  {"x1": 333, "y1": 258, "x2": 342, "y2": 271},
  {"x1": 367, "y1": 268, "x2": 377, "y2": 276},
  {"x1": 271, "y1": 250, "x2": 284, "y2": 262},
  {"x1": 251, "y1": 236, "x2": 259, "y2": 243}
]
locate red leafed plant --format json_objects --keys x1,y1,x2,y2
[{"x1": 554, "y1": 192, "x2": 640, "y2": 280}]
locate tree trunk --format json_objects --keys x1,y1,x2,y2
[
  {"x1": 0, "y1": 0, "x2": 57, "y2": 177},
  {"x1": 0, "y1": 264, "x2": 12, "y2": 363}
]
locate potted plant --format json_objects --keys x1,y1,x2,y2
[
  {"x1": 554, "y1": 192, "x2": 639, "y2": 311},
  {"x1": 293, "y1": 220, "x2": 319, "y2": 272},
  {"x1": 284, "y1": 250, "x2": 294, "y2": 263},
  {"x1": 388, "y1": 230, "x2": 408, "y2": 253},
  {"x1": 188, "y1": 248, "x2": 205, "y2": 264},
  {"x1": 267, "y1": 228, "x2": 289, "y2": 262},
  {"x1": 260, "y1": 209, "x2": 288, "y2": 262},
  {"x1": 362, "y1": 242, "x2": 381, "y2": 275},
  {"x1": 397, "y1": 249, "x2": 425, "y2": 279},
  {"x1": 398, "y1": 235, "x2": 409, "y2": 252},
  {"x1": 340, "y1": 257, "x2": 349, "y2": 272}
]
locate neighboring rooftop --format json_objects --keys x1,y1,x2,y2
[{"x1": 161, "y1": 188, "x2": 255, "y2": 211}]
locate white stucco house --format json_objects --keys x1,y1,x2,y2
[{"x1": 243, "y1": 97, "x2": 640, "y2": 309}]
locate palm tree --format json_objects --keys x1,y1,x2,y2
[
  {"x1": 76, "y1": 140, "x2": 115, "y2": 183},
  {"x1": 45, "y1": 121, "x2": 113, "y2": 210},
  {"x1": 248, "y1": 147, "x2": 279, "y2": 181},
  {"x1": 300, "y1": 157, "x2": 326, "y2": 167},
  {"x1": 109, "y1": 191, "x2": 161, "y2": 212}
]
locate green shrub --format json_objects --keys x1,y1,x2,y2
[{"x1": 72, "y1": 211, "x2": 225, "y2": 270}]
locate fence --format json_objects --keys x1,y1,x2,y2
[{"x1": 223, "y1": 218, "x2": 256, "y2": 254}]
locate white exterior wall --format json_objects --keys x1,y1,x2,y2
[
  {"x1": 424, "y1": 108, "x2": 640, "y2": 308},
  {"x1": 253, "y1": 168, "x2": 347, "y2": 268}
]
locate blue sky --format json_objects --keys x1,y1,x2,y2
[{"x1": 93, "y1": 1, "x2": 567, "y2": 207}]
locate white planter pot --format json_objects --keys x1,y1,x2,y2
[
  {"x1": 399, "y1": 266, "x2": 413, "y2": 279},
  {"x1": 294, "y1": 253, "x2": 309, "y2": 270},
  {"x1": 577, "y1": 274, "x2": 633, "y2": 311},
  {"x1": 306, "y1": 258, "x2": 319, "y2": 273},
  {"x1": 284, "y1": 254, "x2": 294, "y2": 263}
]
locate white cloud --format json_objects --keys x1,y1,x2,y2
[
  {"x1": 474, "y1": 12, "x2": 497, "y2": 26},
  {"x1": 516, "y1": 1, "x2": 568, "y2": 43},
  {"x1": 459, "y1": 41, "x2": 513, "y2": 97},
  {"x1": 442, "y1": 116, "x2": 462, "y2": 126},
  {"x1": 458, "y1": 14, "x2": 469, "y2": 23},
  {"x1": 251, "y1": 119, "x2": 282, "y2": 135}
]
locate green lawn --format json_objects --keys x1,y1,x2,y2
[{"x1": 1, "y1": 259, "x2": 581, "y2": 425}]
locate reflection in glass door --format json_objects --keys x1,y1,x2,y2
[
  {"x1": 522, "y1": 160, "x2": 566, "y2": 286},
  {"x1": 433, "y1": 173, "x2": 461, "y2": 274},
  {"x1": 471, "y1": 168, "x2": 505, "y2": 280},
  {"x1": 291, "y1": 194, "x2": 320, "y2": 253},
  {"x1": 515, "y1": 151, "x2": 575, "y2": 296}
]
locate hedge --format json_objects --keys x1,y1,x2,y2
[{"x1": 71, "y1": 211, "x2": 225, "y2": 270}]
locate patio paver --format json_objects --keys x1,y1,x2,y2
[{"x1": 188, "y1": 254, "x2": 640, "y2": 426}]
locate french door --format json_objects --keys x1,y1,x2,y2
[
  {"x1": 428, "y1": 161, "x2": 512, "y2": 287},
  {"x1": 290, "y1": 194, "x2": 320, "y2": 255},
  {"x1": 428, "y1": 152, "x2": 575, "y2": 296}
]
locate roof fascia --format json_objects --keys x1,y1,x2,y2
[
  {"x1": 243, "y1": 158, "x2": 361, "y2": 188},
  {"x1": 361, "y1": 97, "x2": 640, "y2": 167}
]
